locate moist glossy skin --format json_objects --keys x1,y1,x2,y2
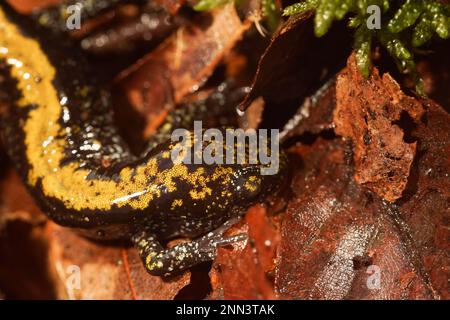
[{"x1": 0, "y1": 2, "x2": 287, "y2": 275}]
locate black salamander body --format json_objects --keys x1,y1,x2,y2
[{"x1": 0, "y1": 1, "x2": 287, "y2": 275}]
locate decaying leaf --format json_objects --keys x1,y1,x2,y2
[
  {"x1": 334, "y1": 54, "x2": 424, "y2": 202},
  {"x1": 276, "y1": 60, "x2": 449, "y2": 299}
]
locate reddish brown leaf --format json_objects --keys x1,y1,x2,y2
[
  {"x1": 276, "y1": 60, "x2": 448, "y2": 299},
  {"x1": 0, "y1": 171, "x2": 54, "y2": 299},
  {"x1": 47, "y1": 224, "x2": 191, "y2": 300},
  {"x1": 276, "y1": 138, "x2": 439, "y2": 299},
  {"x1": 209, "y1": 206, "x2": 280, "y2": 300},
  {"x1": 334, "y1": 54, "x2": 425, "y2": 202},
  {"x1": 7, "y1": 0, "x2": 60, "y2": 12}
]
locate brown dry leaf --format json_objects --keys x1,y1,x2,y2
[
  {"x1": 395, "y1": 98, "x2": 450, "y2": 299},
  {"x1": 48, "y1": 223, "x2": 190, "y2": 300},
  {"x1": 277, "y1": 140, "x2": 436, "y2": 299},
  {"x1": 276, "y1": 60, "x2": 449, "y2": 299},
  {"x1": 209, "y1": 205, "x2": 280, "y2": 300},
  {"x1": 117, "y1": 3, "x2": 251, "y2": 130},
  {"x1": 334, "y1": 54, "x2": 424, "y2": 202}
]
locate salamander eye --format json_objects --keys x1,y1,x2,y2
[{"x1": 234, "y1": 171, "x2": 263, "y2": 201}]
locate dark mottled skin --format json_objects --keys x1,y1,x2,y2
[{"x1": 0, "y1": 1, "x2": 288, "y2": 275}]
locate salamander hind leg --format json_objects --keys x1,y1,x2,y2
[{"x1": 132, "y1": 219, "x2": 247, "y2": 276}]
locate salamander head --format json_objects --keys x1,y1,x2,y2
[{"x1": 228, "y1": 152, "x2": 289, "y2": 206}]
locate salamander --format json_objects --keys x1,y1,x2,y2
[{"x1": 0, "y1": 1, "x2": 287, "y2": 276}]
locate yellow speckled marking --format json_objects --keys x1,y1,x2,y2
[
  {"x1": 0, "y1": 8, "x2": 235, "y2": 213},
  {"x1": 171, "y1": 199, "x2": 183, "y2": 210},
  {"x1": 145, "y1": 252, "x2": 159, "y2": 271},
  {"x1": 244, "y1": 175, "x2": 260, "y2": 192}
]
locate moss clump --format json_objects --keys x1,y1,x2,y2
[
  {"x1": 193, "y1": 0, "x2": 449, "y2": 94},
  {"x1": 283, "y1": 0, "x2": 450, "y2": 95}
]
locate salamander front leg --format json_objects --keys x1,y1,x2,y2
[{"x1": 132, "y1": 219, "x2": 247, "y2": 276}]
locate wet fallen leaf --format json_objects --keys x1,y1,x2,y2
[
  {"x1": 48, "y1": 223, "x2": 191, "y2": 300},
  {"x1": 276, "y1": 60, "x2": 449, "y2": 299}
]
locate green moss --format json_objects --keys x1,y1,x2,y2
[
  {"x1": 262, "y1": 0, "x2": 281, "y2": 31},
  {"x1": 283, "y1": 0, "x2": 450, "y2": 95},
  {"x1": 193, "y1": 0, "x2": 231, "y2": 11},
  {"x1": 192, "y1": 0, "x2": 449, "y2": 95}
]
